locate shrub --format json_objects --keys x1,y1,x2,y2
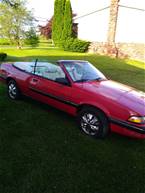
[
  {"x1": 0, "y1": 53, "x2": 7, "y2": 61},
  {"x1": 0, "y1": 39, "x2": 10, "y2": 45},
  {"x1": 24, "y1": 28, "x2": 39, "y2": 47},
  {"x1": 62, "y1": 38, "x2": 90, "y2": 53}
]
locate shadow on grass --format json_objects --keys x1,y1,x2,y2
[{"x1": 0, "y1": 83, "x2": 145, "y2": 193}]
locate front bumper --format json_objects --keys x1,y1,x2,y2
[
  {"x1": 110, "y1": 117, "x2": 145, "y2": 139},
  {"x1": 110, "y1": 118, "x2": 145, "y2": 134}
]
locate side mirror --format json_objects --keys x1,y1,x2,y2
[{"x1": 55, "y1": 77, "x2": 71, "y2": 86}]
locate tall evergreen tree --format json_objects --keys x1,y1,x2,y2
[
  {"x1": 52, "y1": 0, "x2": 66, "y2": 45},
  {"x1": 61, "y1": 0, "x2": 72, "y2": 41}
]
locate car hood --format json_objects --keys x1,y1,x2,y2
[{"x1": 82, "y1": 80, "x2": 145, "y2": 115}]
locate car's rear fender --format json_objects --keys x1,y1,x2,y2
[{"x1": 0, "y1": 63, "x2": 15, "y2": 81}]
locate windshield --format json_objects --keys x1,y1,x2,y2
[{"x1": 63, "y1": 61, "x2": 106, "y2": 82}]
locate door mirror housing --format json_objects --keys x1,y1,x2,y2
[{"x1": 55, "y1": 77, "x2": 71, "y2": 86}]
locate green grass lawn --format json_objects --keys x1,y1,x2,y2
[{"x1": 0, "y1": 47, "x2": 145, "y2": 193}]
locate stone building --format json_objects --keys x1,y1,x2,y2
[{"x1": 74, "y1": 0, "x2": 145, "y2": 61}]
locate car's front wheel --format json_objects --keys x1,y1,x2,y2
[
  {"x1": 7, "y1": 80, "x2": 21, "y2": 100},
  {"x1": 77, "y1": 107, "x2": 109, "y2": 138}
]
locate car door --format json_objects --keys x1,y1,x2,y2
[{"x1": 28, "y1": 62, "x2": 77, "y2": 114}]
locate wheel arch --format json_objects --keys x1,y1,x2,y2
[
  {"x1": 77, "y1": 103, "x2": 110, "y2": 120},
  {"x1": 6, "y1": 77, "x2": 16, "y2": 84}
]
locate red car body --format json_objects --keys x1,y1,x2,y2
[{"x1": 0, "y1": 60, "x2": 145, "y2": 139}]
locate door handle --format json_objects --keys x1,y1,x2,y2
[{"x1": 32, "y1": 78, "x2": 38, "y2": 83}]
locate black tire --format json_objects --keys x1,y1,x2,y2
[
  {"x1": 77, "y1": 107, "x2": 109, "y2": 138},
  {"x1": 7, "y1": 80, "x2": 21, "y2": 100}
]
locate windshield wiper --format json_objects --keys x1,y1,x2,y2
[
  {"x1": 75, "y1": 77, "x2": 106, "y2": 83},
  {"x1": 93, "y1": 77, "x2": 102, "y2": 81},
  {"x1": 92, "y1": 77, "x2": 106, "y2": 81},
  {"x1": 75, "y1": 79, "x2": 90, "y2": 83}
]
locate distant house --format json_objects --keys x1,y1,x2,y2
[{"x1": 74, "y1": 0, "x2": 144, "y2": 61}]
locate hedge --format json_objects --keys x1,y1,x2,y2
[
  {"x1": 0, "y1": 39, "x2": 10, "y2": 45},
  {"x1": 0, "y1": 53, "x2": 7, "y2": 61},
  {"x1": 62, "y1": 38, "x2": 90, "y2": 53}
]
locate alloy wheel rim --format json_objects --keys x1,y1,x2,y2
[
  {"x1": 8, "y1": 83, "x2": 17, "y2": 99},
  {"x1": 81, "y1": 113, "x2": 100, "y2": 135}
]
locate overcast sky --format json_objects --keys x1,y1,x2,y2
[{"x1": 27, "y1": 0, "x2": 145, "y2": 25}]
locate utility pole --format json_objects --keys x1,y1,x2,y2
[
  {"x1": 107, "y1": 0, "x2": 119, "y2": 57},
  {"x1": 107, "y1": 0, "x2": 119, "y2": 43}
]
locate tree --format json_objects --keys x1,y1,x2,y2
[
  {"x1": 0, "y1": 0, "x2": 33, "y2": 48},
  {"x1": 52, "y1": 0, "x2": 66, "y2": 45},
  {"x1": 24, "y1": 28, "x2": 39, "y2": 47},
  {"x1": 1, "y1": 0, "x2": 19, "y2": 8},
  {"x1": 39, "y1": 14, "x2": 78, "y2": 40},
  {"x1": 61, "y1": 0, "x2": 72, "y2": 41},
  {"x1": 39, "y1": 16, "x2": 53, "y2": 39}
]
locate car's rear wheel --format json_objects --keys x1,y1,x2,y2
[
  {"x1": 77, "y1": 107, "x2": 109, "y2": 138},
  {"x1": 7, "y1": 80, "x2": 21, "y2": 100}
]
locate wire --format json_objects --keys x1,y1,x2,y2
[
  {"x1": 74, "y1": 6, "x2": 110, "y2": 20},
  {"x1": 119, "y1": 5, "x2": 145, "y2": 12},
  {"x1": 74, "y1": 4, "x2": 144, "y2": 21},
  {"x1": 35, "y1": 16, "x2": 50, "y2": 20},
  {"x1": 35, "y1": 19, "x2": 48, "y2": 22}
]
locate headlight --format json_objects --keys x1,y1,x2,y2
[{"x1": 128, "y1": 116, "x2": 145, "y2": 124}]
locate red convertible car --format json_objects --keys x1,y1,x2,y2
[{"x1": 0, "y1": 60, "x2": 145, "y2": 139}]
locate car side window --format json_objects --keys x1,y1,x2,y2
[
  {"x1": 35, "y1": 62, "x2": 65, "y2": 81},
  {"x1": 13, "y1": 62, "x2": 34, "y2": 73}
]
